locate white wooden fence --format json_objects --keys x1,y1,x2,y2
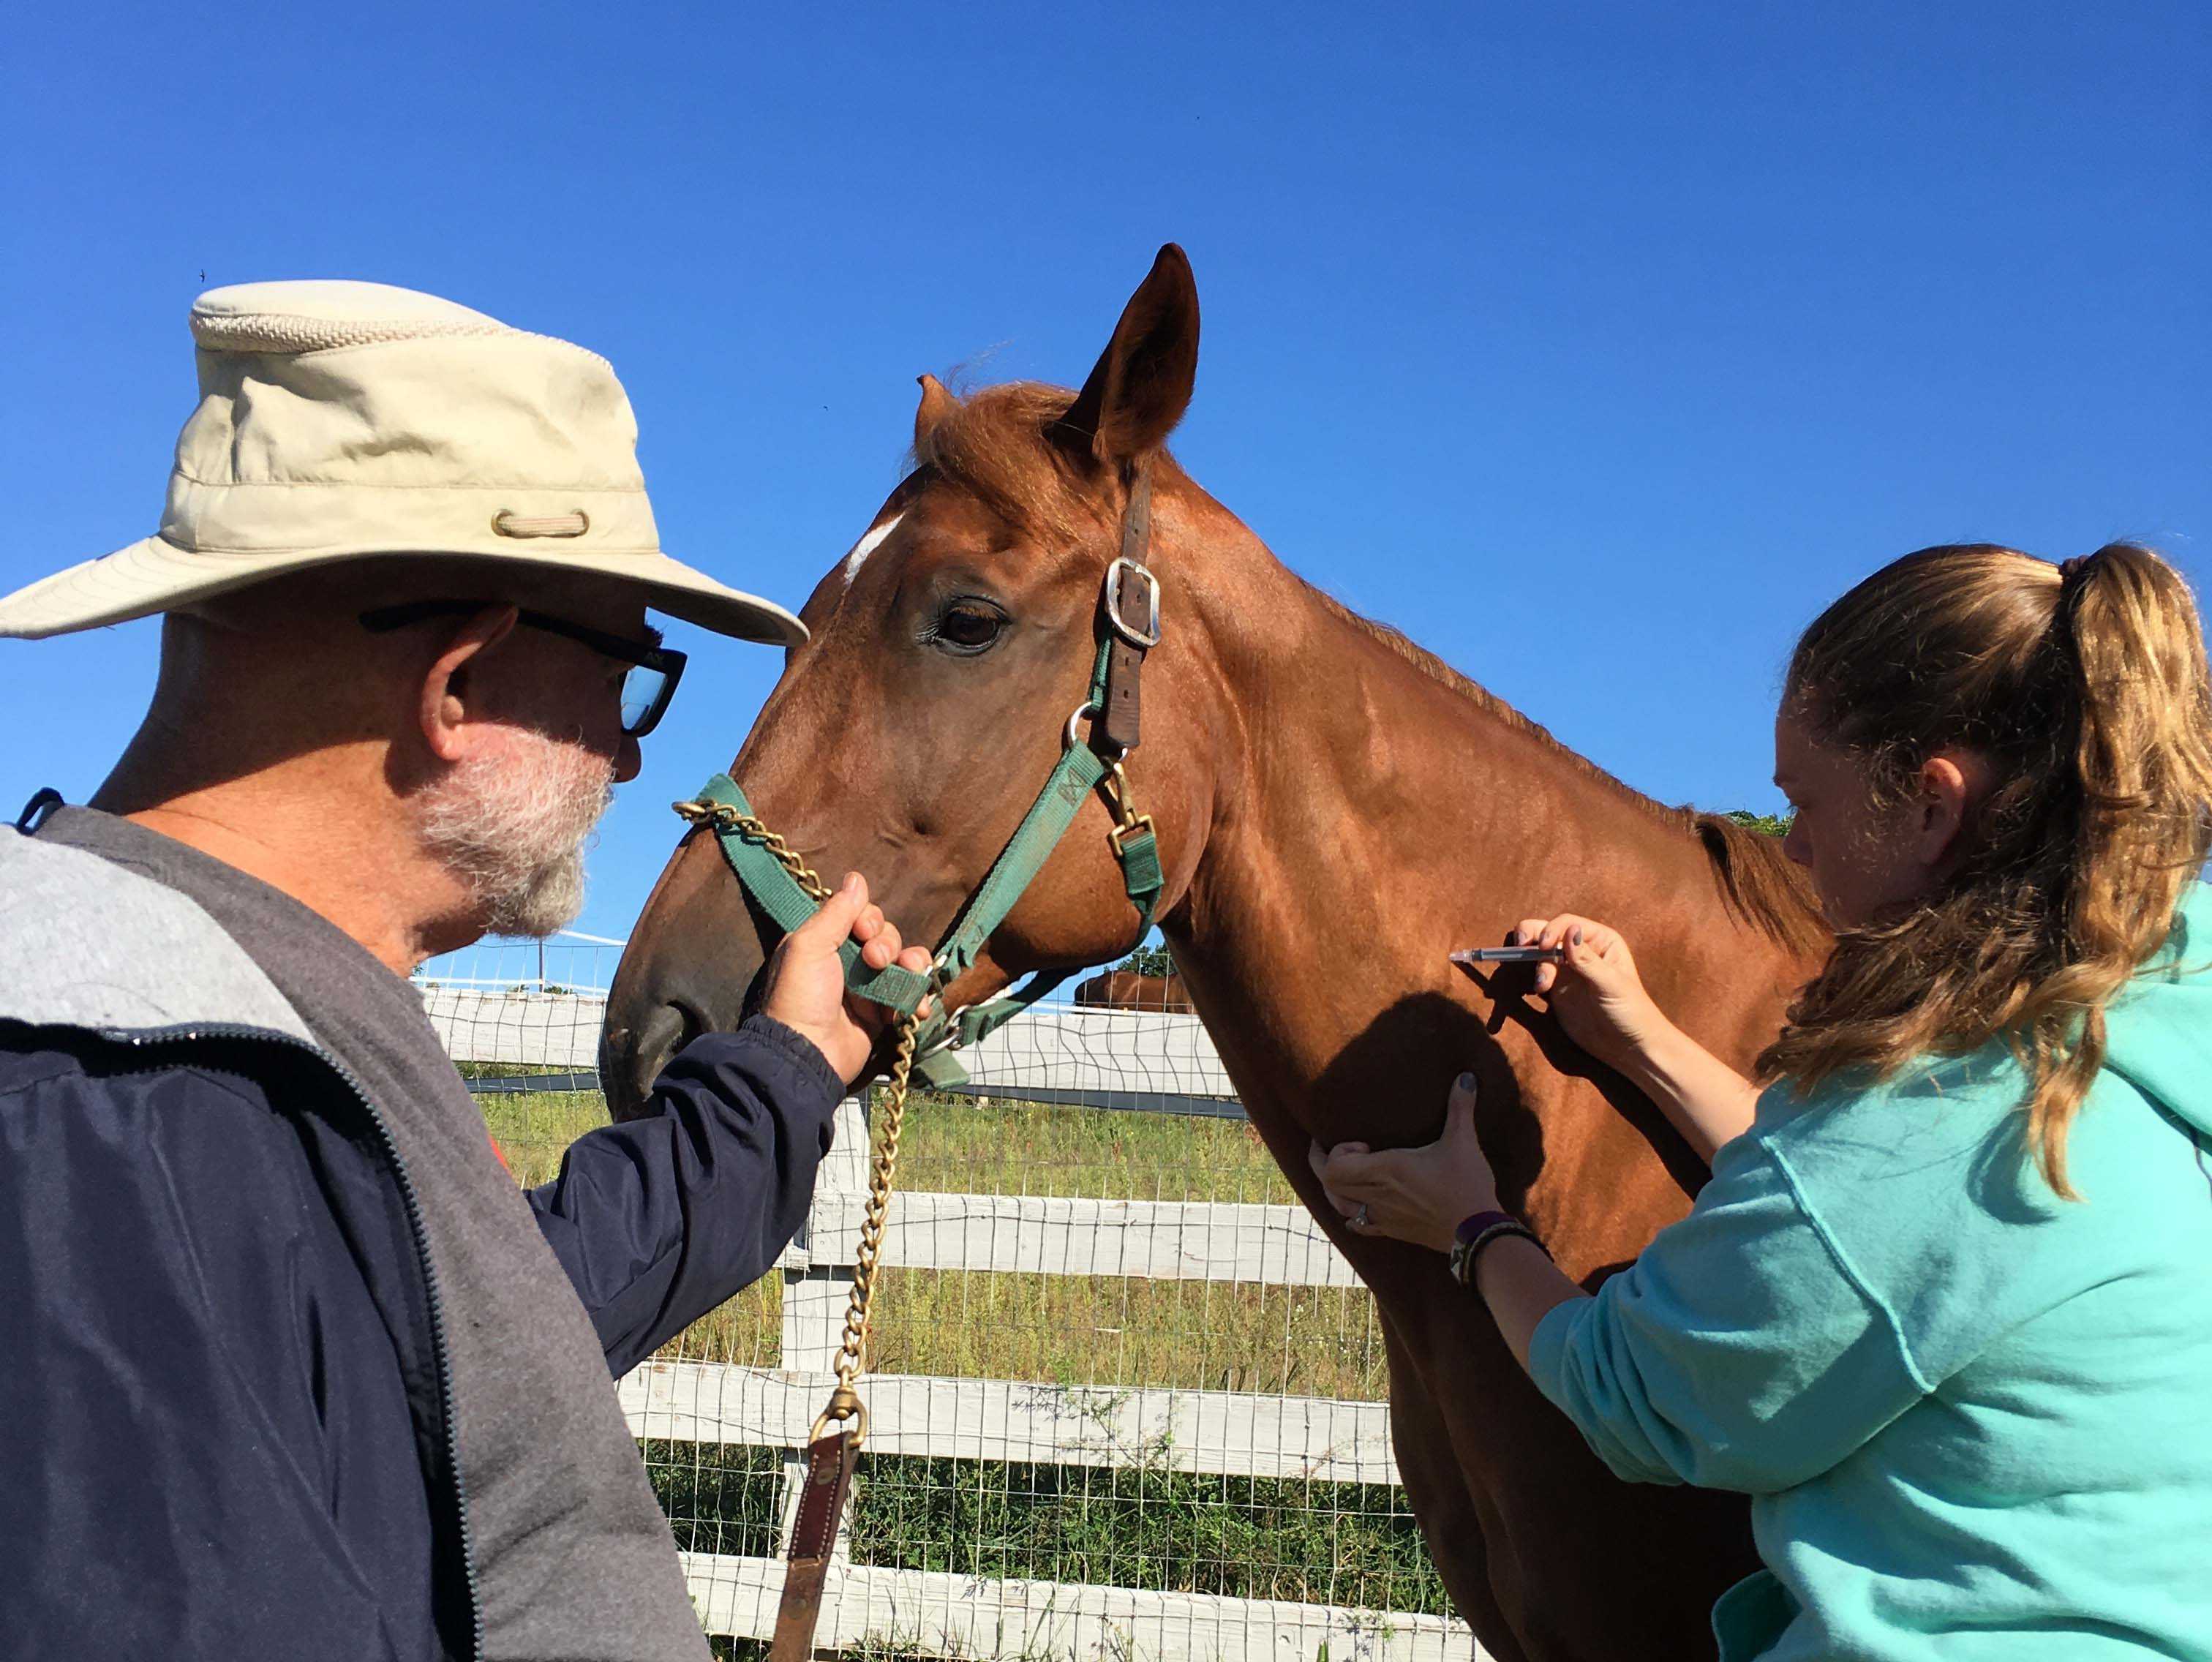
[{"x1": 422, "y1": 968, "x2": 1479, "y2": 1661}]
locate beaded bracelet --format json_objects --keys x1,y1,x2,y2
[{"x1": 1448, "y1": 1208, "x2": 1546, "y2": 1289}]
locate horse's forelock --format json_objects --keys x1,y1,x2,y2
[{"x1": 908, "y1": 380, "x2": 1101, "y2": 546}]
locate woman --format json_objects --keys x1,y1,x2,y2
[{"x1": 1312, "y1": 543, "x2": 2212, "y2": 1660}]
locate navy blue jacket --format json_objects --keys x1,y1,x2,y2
[{"x1": 0, "y1": 887, "x2": 838, "y2": 1662}]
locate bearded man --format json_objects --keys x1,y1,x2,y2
[{"x1": 0, "y1": 282, "x2": 925, "y2": 1661}]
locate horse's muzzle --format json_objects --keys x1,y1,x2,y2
[{"x1": 598, "y1": 997, "x2": 702, "y2": 1121}]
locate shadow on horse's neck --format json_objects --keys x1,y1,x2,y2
[{"x1": 1154, "y1": 500, "x2": 1785, "y2": 1165}]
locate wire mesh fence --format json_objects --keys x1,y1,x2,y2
[{"x1": 418, "y1": 939, "x2": 1470, "y2": 1661}]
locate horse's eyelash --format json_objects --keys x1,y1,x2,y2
[{"x1": 920, "y1": 601, "x2": 1007, "y2": 654}]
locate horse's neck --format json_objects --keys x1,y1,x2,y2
[{"x1": 1165, "y1": 528, "x2": 1794, "y2": 1159}]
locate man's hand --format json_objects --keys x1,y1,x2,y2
[{"x1": 756, "y1": 872, "x2": 933, "y2": 1086}]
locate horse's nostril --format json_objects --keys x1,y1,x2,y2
[
  {"x1": 669, "y1": 997, "x2": 706, "y2": 1054},
  {"x1": 614, "y1": 1001, "x2": 697, "y2": 1120}
]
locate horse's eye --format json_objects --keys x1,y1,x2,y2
[{"x1": 933, "y1": 603, "x2": 1006, "y2": 653}]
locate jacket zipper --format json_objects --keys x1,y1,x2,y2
[{"x1": 110, "y1": 1021, "x2": 485, "y2": 1662}]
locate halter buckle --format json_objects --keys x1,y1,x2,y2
[
  {"x1": 1107, "y1": 813, "x2": 1157, "y2": 857},
  {"x1": 1102, "y1": 760, "x2": 1156, "y2": 856},
  {"x1": 1103, "y1": 559, "x2": 1161, "y2": 650}
]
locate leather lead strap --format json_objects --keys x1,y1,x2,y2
[
  {"x1": 1099, "y1": 468, "x2": 1154, "y2": 754},
  {"x1": 767, "y1": 1429, "x2": 860, "y2": 1661}
]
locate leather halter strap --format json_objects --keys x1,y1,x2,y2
[{"x1": 1099, "y1": 466, "x2": 1159, "y2": 753}]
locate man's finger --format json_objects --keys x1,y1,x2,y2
[
  {"x1": 795, "y1": 872, "x2": 870, "y2": 948},
  {"x1": 861, "y1": 914, "x2": 904, "y2": 970}
]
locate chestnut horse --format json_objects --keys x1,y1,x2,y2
[
  {"x1": 602, "y1": 247, "x2": 1827, "y2": 1661},
  {"x1": 1072, "y1": 969, "x2": 1196, "y2": 1013}
]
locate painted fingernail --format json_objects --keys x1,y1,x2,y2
[
  {"x1": 1456, "y1": 1071, "x2": 1476, "y2": 1091},
  {"x1": 1571, "y1": 928, "x2": 1584, "y2": 946}
]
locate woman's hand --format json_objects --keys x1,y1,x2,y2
[
  {"x1": 1307, "y1": 1074, "x2": 1497, "y2": 1254},
  {"x1": 757, "y1": 871, "x2": 933, "y2": 1086},
  {"x1": 1508, "y1": 912, "x2": 1668, "y2": 1072}
]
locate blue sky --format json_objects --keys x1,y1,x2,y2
[{"x1": 4, "y1": 1, "x2": 2205, "y2": 947}]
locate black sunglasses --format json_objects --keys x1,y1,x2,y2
[{"x1": 360, "y1": 600, "x2": 688, "y2": 738}]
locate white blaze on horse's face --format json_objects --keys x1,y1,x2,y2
[{"x1": 840, "y1": 513, "x2": 903, "y2": 587}]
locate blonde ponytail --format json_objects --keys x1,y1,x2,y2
[{"x1": 1761, "y1": 543, "x2": 2212, "y2": 1197}]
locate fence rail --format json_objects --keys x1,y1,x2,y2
[
  {"x1": 677, "y1": 1553, "x2": 1475, "y2": 1662},
  {"x1": 423, "y1": 951, "x2": 1478, "y2": 1660},
  {"x1": 623, "y1": 1364, "x2": 1400, "y2": 1485}
]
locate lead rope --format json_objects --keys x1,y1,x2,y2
[
  {"x1": 694, "y1": 468, "x2": 1164, "y2": 1658},
  {"x1": 669, "y1": 798, "x2": 921, "y2": 1440},
  {"x1": 679, "y1": 802, "x2": 921, "y2": 1661},
  {"x1": 682, "y1": 766, "x2": 1156, "y2": 1661}
]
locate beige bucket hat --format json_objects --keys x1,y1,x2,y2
[{"x1": 0, "y1": 280, "x2": 805, "y2": 645}]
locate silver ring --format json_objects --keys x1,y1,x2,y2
[{"x1": 1351, "y1": 1203, "x2": 1371, "y2": 1230}]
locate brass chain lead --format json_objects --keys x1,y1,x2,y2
[
  {"x1": 674, "y1": 800, "x2": 834, "y2": 903},
  {"x1": 677, "y1": 794, "x2": 916, "y2": 1450},
  {"x1": 678, "y1": 760, "x2": 1151, "y2": 1445}
]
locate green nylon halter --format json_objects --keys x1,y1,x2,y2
[{"x1": 689, "y1": 639, "x2": 1165, "y2": 1087}]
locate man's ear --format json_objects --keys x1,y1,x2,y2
[{"x1": 419, "y1": 606, "x2": 519, "y2": 763}]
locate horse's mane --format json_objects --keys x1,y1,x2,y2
[
  {"x1": 919, "y1": 380, "x2": 1829, "y2": 957},
  {"x1": 1314, "y1": 588, "x2": 1827, "y2": 955}
]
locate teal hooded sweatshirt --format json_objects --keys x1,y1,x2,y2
[{"x1": 1530, "y1": 885, "x2": 2212, "y2": 1660}]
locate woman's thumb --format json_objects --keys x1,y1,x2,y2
[{"x1": 1447, "y1": 1071, "x2": 1478, "y2": 1130}]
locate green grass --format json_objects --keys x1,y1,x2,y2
[
  {"x1": 485, "y1": 1086, "x2": 1293, "y2": 1203},
  {"x1": 484, "y1": 1088, "x2": 1385, "y2": 1397},
  {"x1": 847, "y1": 1457, "x2": 1442, "y2": 1612},
  {"x1": 487, "y1": 1083, "x2": 1438, "y2": 1656},
  {"x1": 648, "y1": 1449, "x2": 1447, "y2": 1642}
]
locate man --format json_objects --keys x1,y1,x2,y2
[{"x1": 0, "y1": 281, "x2": 927, "y2": 1660}]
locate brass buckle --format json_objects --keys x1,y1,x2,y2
[
  {"x1": 1102, "y1": 760, "x2": 1156, "y2": 855},
  {"x1": 1103, "y1": 558, "x2": 1161, "y2": 650},
  {"x1": 1108, "y1": 813, "x2": 1157, "y2": 857}
]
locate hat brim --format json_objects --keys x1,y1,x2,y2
[{"x1": 0, "y1": 535, "x2": 808, "y2": 647}]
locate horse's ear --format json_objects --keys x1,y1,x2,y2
[
  {"x1": 914, "y1": 373, "x2": 958, "y2": 449},
  {"x1": 1056, "y1": 244, "x2": 1200, "y2": 475}
]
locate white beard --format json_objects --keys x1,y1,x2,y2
[{"x1": 415, "y1": 727, "x2": 615, "y2": 938}]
